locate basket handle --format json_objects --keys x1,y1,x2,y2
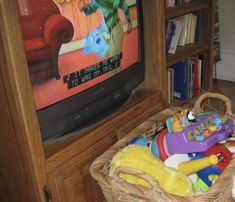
[
  {"x1": 111, "y1": 166, "x2": 165, "y2": 200},
  {"x1": 192, "y1": 93, "x2": 235, "y2": 123},
  {"x1": 113, "y1": 166, "x2": 160, "y2": 189}
]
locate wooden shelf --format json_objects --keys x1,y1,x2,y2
[
  {"x1": 45, "y1": 90, "x2": 166, "y2": 172},
  {"x1": 165, "y1": 0, "x2": 214, "y2": 104},
  {"x1": 165, "y1": 0, "x2": 210, "y2": 19},
  {"x1": 44, "y1": 89, "x2": 164, "y2": 157},
  {"x1": 166, "y1": 42, "x2": 209, "y2": 67}
]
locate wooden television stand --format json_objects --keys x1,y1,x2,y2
[
  {"x1": 0, "y1": 1, "x2": 168, "y2": 201},
  {"x1": 0, "y1": 0, "x2": 214, "y2": 201}
]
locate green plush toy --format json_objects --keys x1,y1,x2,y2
[{"x1": 109, "y1": 145, "x2": 194, "y2": 197}]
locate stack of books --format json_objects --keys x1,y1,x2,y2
[
  {"x1": 166, "y1": 13, "x2": 199, "y2": 54},
  {"x1": 167, "y1": 55, "x2": 202, "y2": 103},
  {"x1": 166, "y1": 0, "x2": 191, "y2": 8}
]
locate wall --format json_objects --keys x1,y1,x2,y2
[{"x1": 217, "y1": 0, "x2": 235, "y2": 81}]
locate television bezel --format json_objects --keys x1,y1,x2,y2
[{"x1": 37, "y1": 0, "x2": 145, "y2": 142}]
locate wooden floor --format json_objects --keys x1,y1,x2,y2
[
  {"x1": 212, "y1": 79, "x2": 235, "y2": 98},
  {"x1": 175, "y1": 79, "x2": 235, "y2": 111},
  {"x1": 212, "y1": 79, "x2": 235, "y2": 112},
  {"x1": 170, "y1": 79, "x2": 235, "y2": 111}
]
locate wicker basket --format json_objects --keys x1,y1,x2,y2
[{"x1": 90, "y1": 93, "x2": 235, "y2": 202}]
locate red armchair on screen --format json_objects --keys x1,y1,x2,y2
[{"x1": 17, "y1": 0, "x2": 74, "y2": 84}]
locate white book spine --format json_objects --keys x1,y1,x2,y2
[{"x1": 167, "y1": 0, "x2": 176, "y2": 7}]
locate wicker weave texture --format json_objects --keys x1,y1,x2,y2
[{"x1": 90, "y1": 93, "x2": 235, "y2": 202}]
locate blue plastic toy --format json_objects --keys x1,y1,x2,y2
[
  {"x1": 188, "y1": 152, "x2": 221, "y2": 186},
  {"x1": 130, "y1": 136, "x2": 160, "y2": 158},
  {"x1": 188, "y1": 143, "x2": 232, "y2": 186}
]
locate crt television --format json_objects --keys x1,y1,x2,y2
[{"x1": 17, "y1": 0, "x2": 145, "y2": 141}]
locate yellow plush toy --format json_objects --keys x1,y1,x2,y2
[
  {"x1": 56, "y1": 0, "x2": 70, "y2": 4},
  {"x1": 109, "y1": 145, "x2": 194, "y2": 197}
]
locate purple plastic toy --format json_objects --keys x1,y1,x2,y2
[{"x1": 166, "y1": 112, "x2": 234, "y2": 154}]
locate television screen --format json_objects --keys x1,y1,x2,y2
[{"x1": 17, "y1": 0, "x2": 144, "y2": 141}]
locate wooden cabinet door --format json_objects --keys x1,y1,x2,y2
[{"x1": 47, "y1": 134, "x2": 117, "y2": 202}]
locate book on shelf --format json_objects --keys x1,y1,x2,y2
[
  {"x1": 168, "y1": 19, "x2": 183, "y2": 54},
  {"x1": 178, "y1": 14, "x2": 190, "y2": 46},
  {"x1": 166, "y1": 0, "x2": 176, "y2": 7},
  {"x1": 185, "y1": 59, "x2": 192, "y2": 100},
  {"x1": 167, "y1": 68, "x2": 175, "y2": 104},
  {"x1": 176, "y1": 0, "x2": 192, "y2": 5},
  {"x1": 166, "y1": 0, "x2": 191, "y2": 7},
  {"x1": 194, "y1": 11, "x2": 202, "y2": 43},
  {"x1": 168, "y1": 55, "x2": 203, "y2": 102},
  {"x1": 189, "y1": 56, "x2": 203, "y2": 99},
  {"x1": 170, "y1": 61, "x2": 187, "y2": 100},
  {"x1": 198, "y1": 57, "x2": 202, "y2": 90},
  {"x1": 191, "y1": 55, "x2": 203, "y2": 97},
  {"x1": 185, "y1": 14, "x2": 196, "y2": 44},
  {"x1": 177, "y1": 13, "x2": 198, "y2": 46},
  {"x1": 188, "y1": 14, "x2": 197, "y2": 44},
  {"x1": 166, "y1": 13, "x2": 198, "y2": 53},
  {"x1": 167, "y1": 70, "x2": 171, "y2": 104},
  {"x1": 166, "y1": 21, "x2": 176, "y2": 53},
  {"x1": 175, "y1": 0, "x2": 183, "y2": 5},
  {"x1": 182, "y1": 59, "x2": 194, "y2": 100}
]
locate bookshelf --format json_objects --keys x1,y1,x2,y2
[
  {"x1": 167, "y1": 42, "x2": 208, "y2": 66},
  {"x1": 165, "y1": 1, "x2": 210, "y2": 19},
  {"x1": 164, "y1": 0, "x2": 215, "y2": 104}
]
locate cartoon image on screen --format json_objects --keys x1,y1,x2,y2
[
  {"x1": 17, "y1": 0, "x2": 144, "y2": 140},
  {"x1": 83, "y1": 22, "x2": 110, "y2": 58},
  {"x1": 77, "y1": 0, "x2": 133, "y2": 59},
  {"x1": 17, "y1": 0, "x2": 139, "y2": 110}
]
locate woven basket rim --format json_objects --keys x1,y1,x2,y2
[{"x1": 90, "y1": 93, "x2": 235, "y2": 202}]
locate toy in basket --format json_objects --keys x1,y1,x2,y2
[
  {"x1": 166, "y1": 111, "x2": 234, "y2": 154},
  {"x1": 90, "y1": 93, "x2": 235, "y2": 202},
  {"x1": 109, "y1": 145, "x2": 194, "y2": 196},
  {"x1": 188, "y1": 143, "x2": 232, "y2": 187}
]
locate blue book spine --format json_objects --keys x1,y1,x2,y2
[
  {"x1": 166, "y1": 22, "x2": 176, "y2": 52},
  {"x1": 172, "y1": 61, "x2": 187, "y2": 100}
]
